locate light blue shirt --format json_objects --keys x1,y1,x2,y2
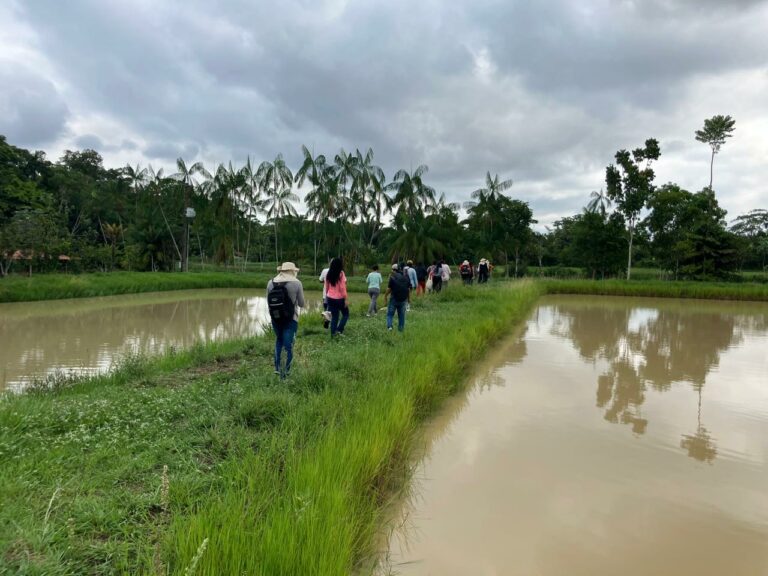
[
  {"x1": 406, "y1": 266, "x2": 418, "y2": 288},
  {"x1": 366, "y1": 271, "x2": 383, "y2": 290}
]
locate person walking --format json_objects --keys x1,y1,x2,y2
[
  {"x1": 267, "y1": 262, "x2": 305, "y2": 378},
  {"x1": 459, "y1": 260, "x2": 474, "y2": 285},
  {"x1": 478, "y1": 258, "x2": 490, "y2": 284},
  {"x1": 415, "y1": 261, "x2": 428, "y2": 295},
  {"x1": 324, "y1": 257, "x2": 349, "y2": 337},
  {"x1": 384, "y1": 264, "x2": 411, "y2": 332},
  {"x1": 319, "y1": 262, "x2": 331, "y2": 328},
  {"x1": 440, "y1": 259, "x2": 451, "y2": 288},
  {"x1": 404, "y1": 260, "x2": 418, "y2": 310},
  {"x1": 431, "y1": 260, "x2": 443, "y2": 293},
  {"x1": 366, "y1": 264, "x2": 383, "y2": 316}
]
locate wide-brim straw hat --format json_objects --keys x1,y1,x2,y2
[{"x1": 277, "y1": 262, "x2": 300, "y2": 273}]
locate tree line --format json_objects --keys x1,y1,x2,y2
[{"x1": 1, "y1": 115, "x2": 766, "y2": 280}]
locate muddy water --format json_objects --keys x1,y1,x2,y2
[
  {"x1": 0, "y1": 289, "x2": 318, "y2": 392},
  {"x1": 384, "y1": 295, "x2": 768, "y2": 576}
]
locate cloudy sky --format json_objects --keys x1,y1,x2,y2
[{"x1": 1, "y1": 0, "x2": 767, "y2": 227}]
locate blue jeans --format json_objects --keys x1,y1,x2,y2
[
  {"x1": 327, "y1": 297, "x2": 349, "y2": 336},
  {"x1": 272, "y1": 320, "x2": 298, "y2": 376},
  {"x1": 387, "y1": 299, "x2": 407, "y2": 332}
]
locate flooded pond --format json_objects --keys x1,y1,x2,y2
[
  {"x1": 0, "y1": 289, "x2": 318, "y2": 392},
  {"x1": 384, "y1": 295, "x2": 768, "y2": 576}
]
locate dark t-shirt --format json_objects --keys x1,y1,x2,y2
[
  {"x1": 388, "y1": 272, "x2": 410, "y2": 302},
  {"x1": 416, "y1": 265, "x2": 428, "y2": 282}
]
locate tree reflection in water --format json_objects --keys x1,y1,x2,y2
[{"x1": 549, "y1": 300, "x2": 748, "y2": 463}]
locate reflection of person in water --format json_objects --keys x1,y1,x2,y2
[{"x1": 552, "y1": 302, "x2": 739, "y2": 461}]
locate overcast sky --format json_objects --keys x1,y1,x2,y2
[{"x1": 1, "y1": 0, "x2": 767, "y2": 227}]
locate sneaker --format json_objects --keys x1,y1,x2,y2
[
  {"x1": 388, "y1": 327, "x2": 393, "y2": 331},
  {"x1": 274, "y1": 370, "x2": 281, "y2": 376}
]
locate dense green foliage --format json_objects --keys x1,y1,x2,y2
[
  {"x1": 0, "y1": 117, "x2": 764, "y2": 281},
  {"x1": 0, "y1": 283, "x2": 542, "y2": 575}
]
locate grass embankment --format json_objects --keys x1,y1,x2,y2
[
  {"x1": 0, "y1": 271, "x2": 369, "y2": 303},
  {"x1": 0, "y1": 282, "x2": 542, "y2": 575},
  {"x1": 542, "y1": 279, "x2": 768, "y2": 301}
]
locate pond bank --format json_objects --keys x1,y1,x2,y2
[
  {"x1": 0, "y1": 270, "x2": 369, "y2": 303},
  {"x1": 0, "y1": 283, "x2": 542, "y2": 575},
  {"x1": 3, "y1": 272, "x2": 768, "y2": 305}
]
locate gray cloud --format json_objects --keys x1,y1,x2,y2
[
  {"x1": 2, "y1": 0, "x2": 767, "y2": 226},
  {"x1": 0, "y1": 62, "x2": 69, "y2": 147}
]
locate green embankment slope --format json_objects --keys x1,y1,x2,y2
[{"x1": 0, "y1": 282, "x2": 541, "y2": 575}]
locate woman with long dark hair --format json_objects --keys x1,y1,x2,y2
[{"x1": 324, "y1": 257, "x2": 349, "y2": 336}]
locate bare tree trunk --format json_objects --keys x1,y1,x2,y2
[
  {"x1": 313, "y1": 220, "x2": 318, "y2": 275},
  {"x1": 626, "y1": 225, "x2": 634, "y2": 280},
  {"x1": 709, "y1": 148, "x2": 715, "y2": 190},
  {"x1": 159, "y1": 205, "x2": 183, "y2": 263},
  {"x1": 197, "y1": 229, "x2": 205, "y2": 266},
  {"x1": 274, "y1": 220, "x2": 279, "y2": 263},
  {"x1": 243, "y1": 219, "x2": 252, "y2": 272}
]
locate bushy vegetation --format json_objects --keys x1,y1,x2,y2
[
  {"x1": 0, "y1": 283, "x2": 542, "y2": 575},
  {"x1": 2, "y1": 117, "x2": 765, "y2": 283}
]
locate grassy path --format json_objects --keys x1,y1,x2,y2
[{"x1": 0, "y1": 283, "x2": 542, "y2": 575}]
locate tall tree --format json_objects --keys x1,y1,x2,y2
[
  {"x1": 171, "y1": 158, "x2": 210, "y2": 271},
  {"x1": 695, "y1": 115, "x2": 735, "y2": 190},
  {"x1": 295, "y1": 145, "x2": 327, "y2": 273},
  {"x1": 239, "y1": 157, "x2": 264, "y2": 270},
  {"x1": 387, "y1": 165, "x2": 435, "y2": 223},
  {"x1": 605, "y1": 138, "x2": 661, "y2": 280},
  {"x1": 258, "y1": 154, "x2": 295, "y2": 262}
]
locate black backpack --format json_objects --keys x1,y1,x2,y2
[
  {"x1": 268, "y1": 282, "x2": 295, "y2": 325},
  {"x1": 433, "y1": 264, "x2": 442, "y2": 278},
  {"x1": 390, "y1": 273, "x2": 410, "y2": 302}
]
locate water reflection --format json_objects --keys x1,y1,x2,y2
[
  {"x1": 383, "y1": 296, "x2": 768, "y2": 576},
  {"x1": 548, "y1": 298, "x2": 766, "y2": 462},
  {"x1": 0, "y1": 289, "x2": 318, "y2": 391}
]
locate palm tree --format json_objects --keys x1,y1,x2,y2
[
  {"x1": 171, "y1": 158, "x2": 211, "y2": 271},
  {"x1": 123, "y1": 164, "x2": 148, "y2": 210},
  {"x1": 239, "y1": 157, "x2": 264, "y2": 270},
  {"x1": 264, "y1": 187, "x2": 299, "y2": 262},
  {"x1": 206, "y1": 162, "x2": 243, "y2": 265},
  {"x1": 304, "y1": 166, "x2": 342, "y2": 262},
  {"x1": 695, "y1": 115, "x2": 736, "y2": 190},
  {"x1": 463, "y1": 172, "x2": 513, "y2": 243},
  {"x1": 349, "y1": 148, "x2": 389, "y2": 249},
  {"x1": 386, "y1": 164, "x2": 435, "y2": 223},
  {"x1": 464, "y1": 171, "x2": 513, "y2": 209},
  {"x1": 147, "y1": 165, "x2": 182, "y2": 263},
  {"x1": 257, "y1": 154, "x2": 295, "y2": 262},
  {"x1": 295, "y1": 145, "x2": 327, "y2": 273},
  {"x1": 587, "y1": 189, "x2": 612, "y2": 216}
]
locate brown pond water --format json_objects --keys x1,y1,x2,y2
[
  {"x1": 383, "y1": 295, "x2": 768, "y2": 576},
  {"x1": 0, "y1": 289, "x2": 319, "y2": 392}
]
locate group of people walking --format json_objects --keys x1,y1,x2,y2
[
  {"x1": 458, "y1": 258, "x2": 493, "y2": 285},
  {"x1": 266, "y1": 256, "x2": 492, "y2": 377}
]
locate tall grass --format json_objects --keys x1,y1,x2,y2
[
  {"x1": 542, "y1": 279, "x2": 768, "y2": 301},
  {"x1": 0, "y1": 271, "x2": 369, "y2": 303},
  {"x1": 0, "y1": 282, "x2": 542, "y2": 574}
]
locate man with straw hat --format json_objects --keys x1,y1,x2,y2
[{"x1": 266, "y1": 262, "x2": 305, "y2": 378}]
